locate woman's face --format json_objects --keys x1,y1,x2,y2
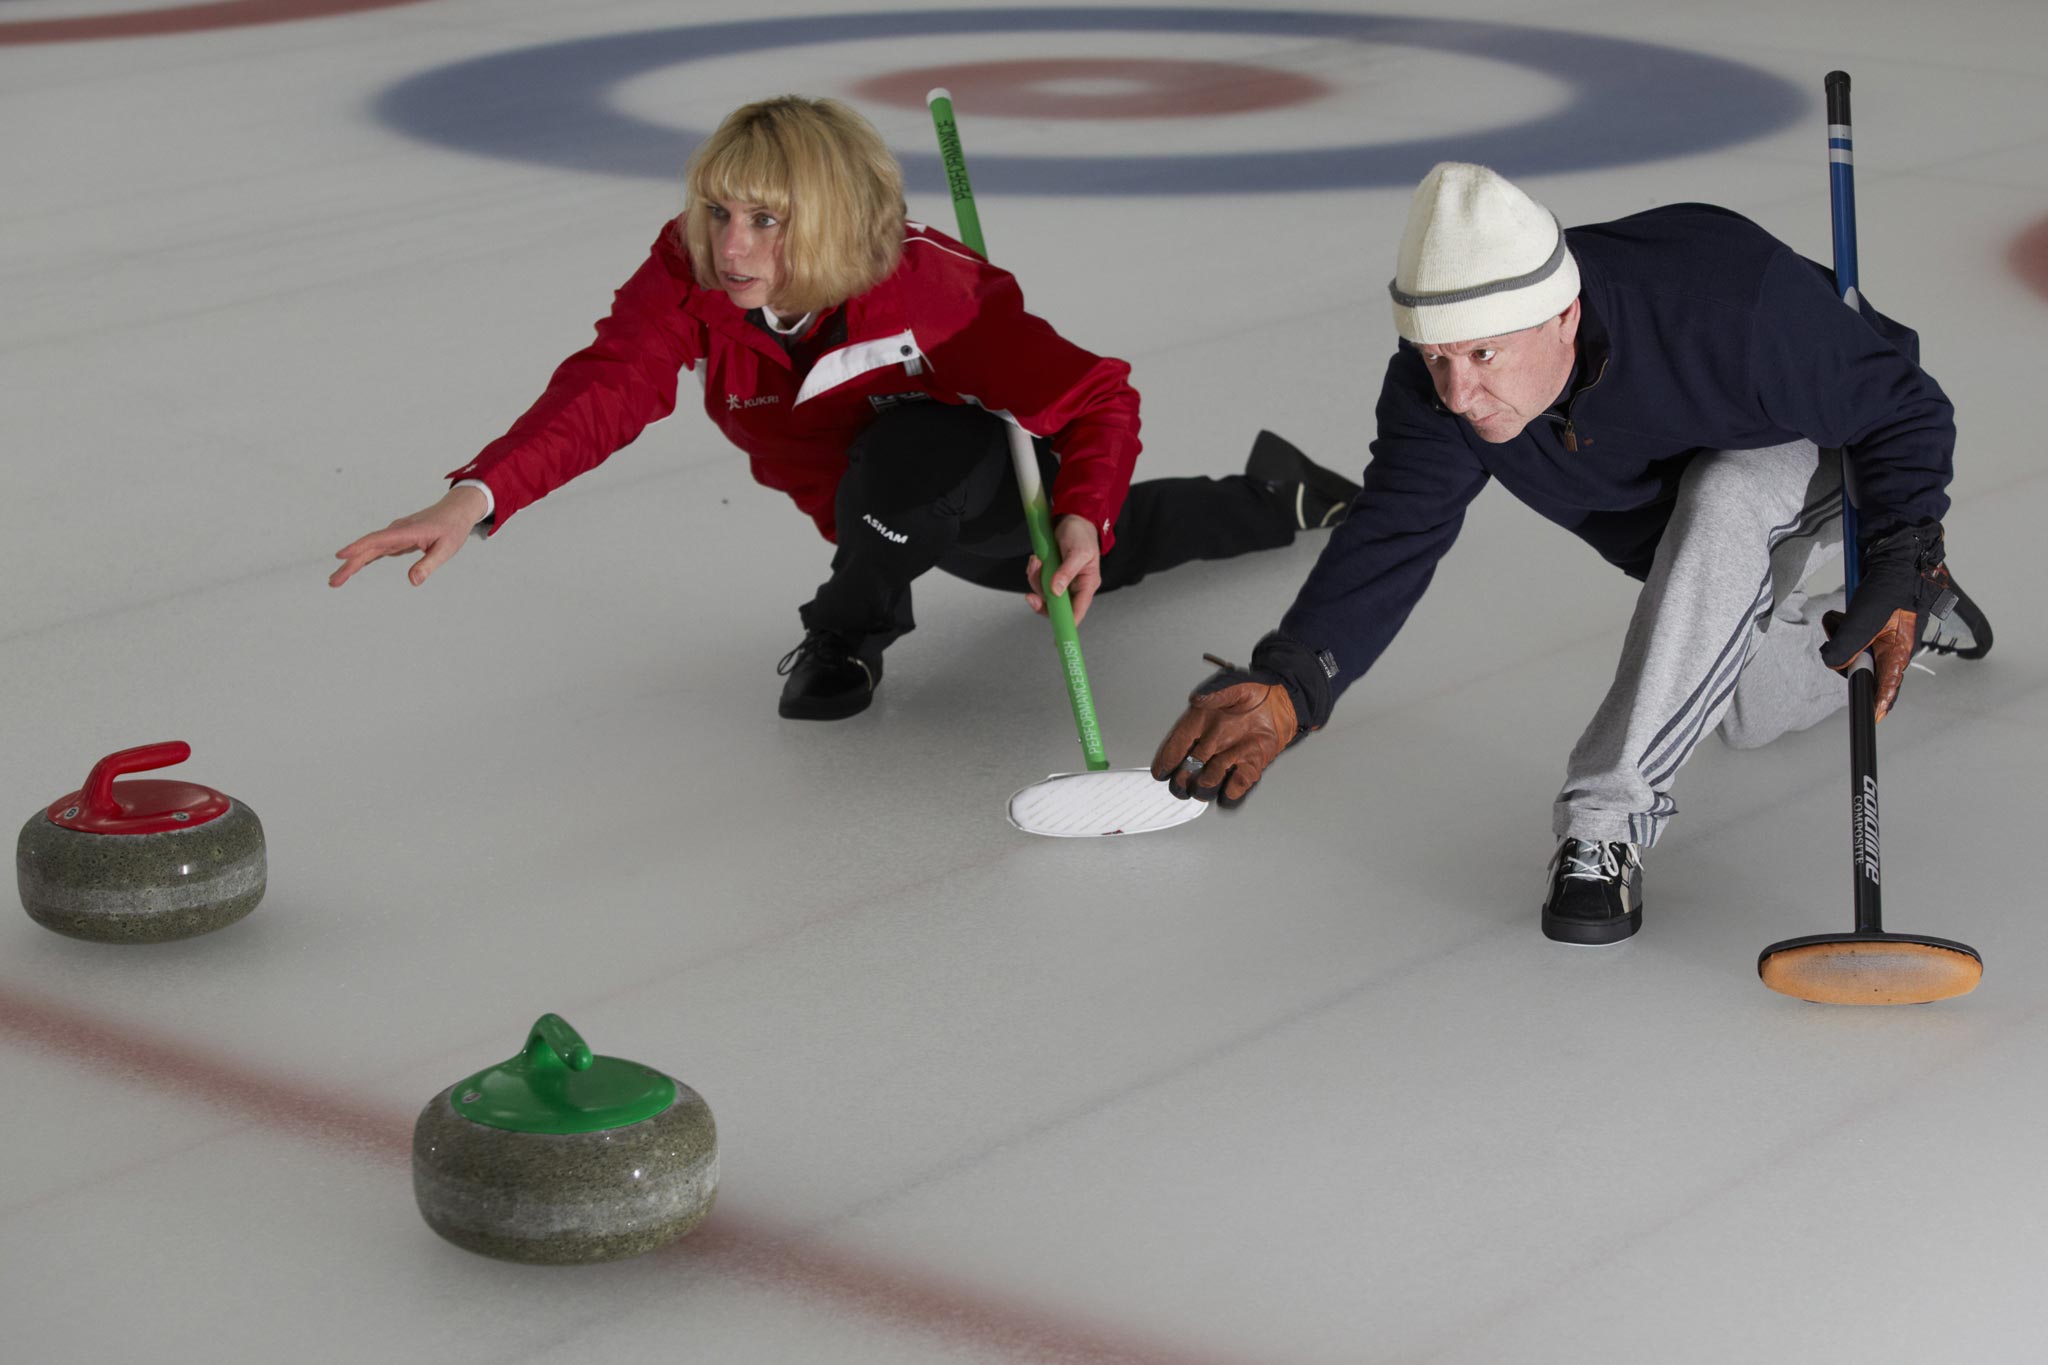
[{"x1": 707, "y1": 199, "x2": 785, "y2": 312}]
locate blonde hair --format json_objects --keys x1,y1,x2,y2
[{"x1": 680, "y1": 96, "x2": 906, "y2": 314}]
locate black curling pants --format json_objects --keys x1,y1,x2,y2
[{"x1": 797, "y1": 403, "x2": 1297, "y2": 658}]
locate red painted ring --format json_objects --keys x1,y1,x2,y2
[
  {"x1": 2011, "y1": 213, "x2": 2048, "y2": 304},
  {"x1": 855, "y1": 57, "x2": 1330, "y2": 119}
]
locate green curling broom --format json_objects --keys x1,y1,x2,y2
[{"x1": 927, "y1": 89, "x2": 1203, "y2": 837}]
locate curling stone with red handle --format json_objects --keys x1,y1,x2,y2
[
  {"x1": 412, "y1": 1014, "x2": 718, "y2": 1264},
  {"x1": 16, "y1": 742, "x2": 266, "y2": 943}
]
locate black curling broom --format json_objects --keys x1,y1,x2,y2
[{"x1": 1756, "y1": 71, "x2": 1983, "y2": 1005}]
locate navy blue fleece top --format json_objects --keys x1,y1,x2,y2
[{"x1": 1278, "y1": 203, "x2": 1954, "y2": 703}]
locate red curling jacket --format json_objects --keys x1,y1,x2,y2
[{"x1": 449, "y1": 219, "x2": 1142, "y2": 551}]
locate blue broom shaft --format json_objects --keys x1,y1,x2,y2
[{"x1": 1825, "y1": 69, "x2": 1862, "y2": 592}]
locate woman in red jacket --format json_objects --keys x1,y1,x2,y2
[{"x1": 332, "y1": 96, "x2": 1354, "y2": 719}]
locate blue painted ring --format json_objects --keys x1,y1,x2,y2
[{"x1": 376, "y1": 6, "x2": 1805, "y2": 195}]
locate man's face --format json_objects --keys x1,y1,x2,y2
[{"x1": 1415, "y1": 298, "x2": 1581, "y2": 443}]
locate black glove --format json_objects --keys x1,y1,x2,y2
[
  {"x1": 1148, "y1": 633, "x2": 1333, "y2": 807},
  {"x1": 1817, "y1": 520, "x2": 1957, "y2": 720}
]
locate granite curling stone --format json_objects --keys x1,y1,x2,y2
[
  {"x1": 17, "y1": 741, "x2": 265, "y2": 944},
  {"x1": 412, "y1": 1014, "x2": 717, "y2": 1264}
]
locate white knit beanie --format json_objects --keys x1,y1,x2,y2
[{"x1": 1388, "y1": 162, "x2": 1579, "y2": 345}]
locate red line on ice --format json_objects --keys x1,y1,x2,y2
[
  {"x1": 0, "y1": 983, "x2": 410, "y2": 1158},
  {"x1": 0, "y1": 983, "x2": 1253, "y2": 1365},
  {"x1": 0, "y1": 0, "x2": 432, "y2": 46}
]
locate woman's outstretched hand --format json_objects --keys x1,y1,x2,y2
[{"x1": 330, "y1": 485, "x2": 490, "y2": 588}]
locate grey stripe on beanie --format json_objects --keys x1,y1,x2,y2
[{"x1": 1388, "y1": 219, "x2": 1568, "y2": 308}]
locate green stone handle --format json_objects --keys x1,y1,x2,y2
[
  {"x1": 450, "y1": 1015, "x2": 673, "y2": 1133},
  {"x1": 525, "y1": 1013, "x2": 594, "y2": 1072}
]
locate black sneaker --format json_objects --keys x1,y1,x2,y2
[
  {"x1": 1541, "y1": 838, "x2": 1643, "y2": 945},
  {"x1": 1246, "y1": 429, "x2": 1361, "y2": 530},
  {"x1": 776, "y1": 631, "x2": 879, "y2": 720}
]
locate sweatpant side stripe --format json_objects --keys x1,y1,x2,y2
[
  {"x1": 1632, "y1": 486, "x2": 1842, "y2": 782},
  {"x1": 1642, "y1": 584, "x2": 1776, "y2": 783}
]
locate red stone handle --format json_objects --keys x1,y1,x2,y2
[{"x1": 78, "y1": 741, "x2": 191, "y2": 820}]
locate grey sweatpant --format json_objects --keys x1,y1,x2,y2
[{"x1": 1553, "y1": 441, "x2": 1847, "y2": 849}]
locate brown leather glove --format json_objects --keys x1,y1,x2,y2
[
  {"x1": 1150, "y1": 669, "x2": 1300, "y2": 806},
  {"x1": 1818, "y1": 521, "x2": 1955, "y2": 721}
]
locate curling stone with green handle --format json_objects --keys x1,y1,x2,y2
[
  {"x1": 412, "y1": 1014, "x2": 718, "y2": 1264},
  {"x1": 17, "y1": 742, "x2": 265, "y2": 943}
]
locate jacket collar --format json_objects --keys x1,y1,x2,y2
[
  {"x1": 691, "y1": 287, "x2": 795, "y2": 370},
  {"x1": 1570, "y1": 291, "x2": 1612, "y2": 398},
  {"x1": 687, "y1": 257, "x2": 910, "y2": 373}
]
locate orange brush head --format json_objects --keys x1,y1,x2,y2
[{"x1": 1759, "y1": 937, "x2": 1982, "y2": 1005}]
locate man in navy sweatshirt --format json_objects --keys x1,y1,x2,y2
[{"x1": 1149, "y1": 162, "x2": 1989, "y2": 945}]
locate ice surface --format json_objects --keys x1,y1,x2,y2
[{"x1": 6, "y1": 1, "x2": 2046, "y2": 1360}]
